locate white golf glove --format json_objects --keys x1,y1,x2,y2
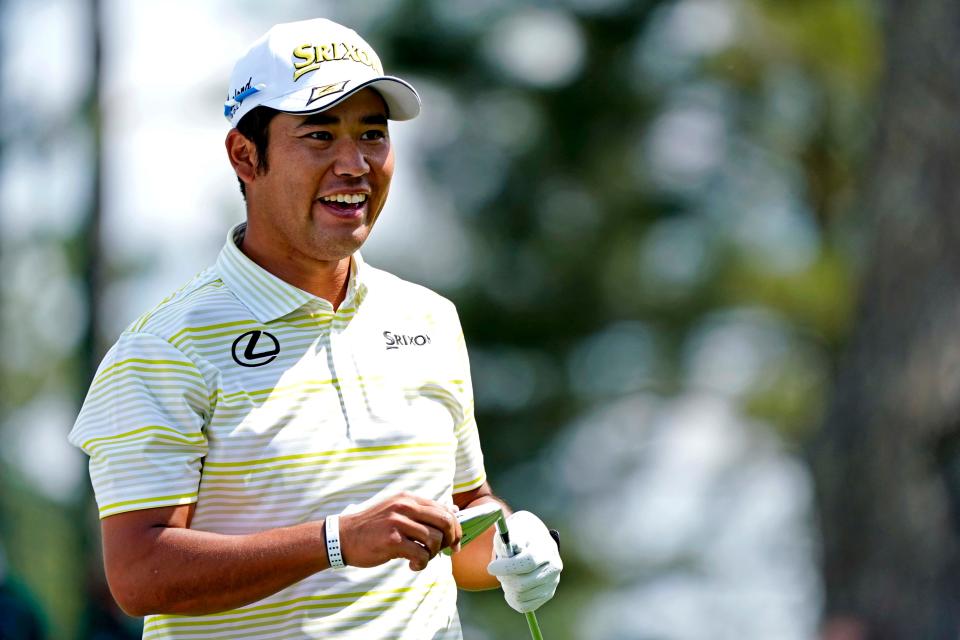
[{"x1": 486, "y1": 511, "x2": 562, "y2": 613}]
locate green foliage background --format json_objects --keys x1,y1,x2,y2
[{"x1": 0, "y1": 0, "x2": 883, "y2": 637}]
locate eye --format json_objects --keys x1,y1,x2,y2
[
  {"x1": 361, "y1": 129, "x2": 387, "y2": 141},
  {"x1": 304, "y1": 131, "x2": 333, "y2": 141}
]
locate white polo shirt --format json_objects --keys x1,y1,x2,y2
[{"x1": 69, "y1": 223, "x2": 487, "y2": 639}]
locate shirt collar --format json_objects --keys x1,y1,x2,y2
[{"x1": 215, "y1": 222, "x2": 368, "y2": 323}]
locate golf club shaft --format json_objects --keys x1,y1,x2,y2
[
  {"x1": 495, "y1": 516, "x2": 544, "y2": 640},
  {"x1": 525, "y1": 612, "x2": 544, "y2": 640}
]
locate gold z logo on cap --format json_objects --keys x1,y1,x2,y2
[{"x1": 306, "y1": 81, "x2": 349, "y2": 106}]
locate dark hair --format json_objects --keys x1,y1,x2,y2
[{"x1": 235, "y1": 106, "x2": 281, "y2": 198}]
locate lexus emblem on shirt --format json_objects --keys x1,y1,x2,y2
[{"x1": 232, "y1": 330, "x2": 280, "y2": 367}]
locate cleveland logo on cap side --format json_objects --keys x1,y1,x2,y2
[{"x1": 292, "y1": 42, "x2": 381, "y2": 81}]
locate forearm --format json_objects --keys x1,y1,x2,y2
[
  {"x1": 451, "y1": 490, "x2": 507, "y2": 590},
  {"x1": 106, "y1": 519, "x2": 328, "y2": 616},
  {"x1": 105, "y1": 492, "x2": 462, "y2": 617}
]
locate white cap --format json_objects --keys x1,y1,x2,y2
[{"x1": 224, "y1": 18, "x2": 420, "y2": 127}]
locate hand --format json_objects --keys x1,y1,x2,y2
[
  {"x1": 338, "y1": 492, "x2": 462, "y2": 572},
  {"x1": 486, "y1": 511, "x2": 562, "y2": 613}
]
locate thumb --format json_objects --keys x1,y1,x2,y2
[{"x1": 488, "y1": 550, "x2": 538, "y2": 577}]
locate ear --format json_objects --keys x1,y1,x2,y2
[{"x1": 225, "y1": 129, "x2": 259, "y2": 189}]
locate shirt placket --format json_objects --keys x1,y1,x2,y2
[
  {"x1": 327, "y1": 303, "x2": 366, "y2": 441},
  {"x1": 298, "y1": 300, "x2": 344, "y2": 442}
]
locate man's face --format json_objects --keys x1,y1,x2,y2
[{"x1": 244, "y1": 89, "x2": 395, "y2": 263}]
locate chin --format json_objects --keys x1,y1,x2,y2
[{"x1": 304, "y1": 232, "x2": 369, "y2": 261}]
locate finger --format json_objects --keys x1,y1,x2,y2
[
  {"x1": 507, "y1": 539, "x2": 560, "y2": 573},
  {"x1": 488, "y1": 552, "x2": 538, "y2": 577},
  {"x1": 409, "y1": 504, "x2": 462, "y2": 551},
  {"x1": 398, "y1": 521, "x2": 445, "y2": 557},
  {"x1": 514, "y1": 581, "x2": 557, "y2": 607},
  {"x1": 447, "y1": 508, "x2": 462, "y2": 552},
  {"x1": 500, "y1": 577, "x2": 556, "y2": 613},
  {"x1": 446, "y1": 507, "x2": 463, "y2": 549},
  {"x1": 508, "y1": 591, "x2": 549, "y2": 614},
  {"x1": 504, "y1": 588, "x2": 544, "y2": 614},
  {"x1": 420, "y1": 525, "x2": 444, "y2": 557},
  {"x1": 394, "y1": 495, "x2": 462, "y2": 543},
  {"x1": 446, "y1": 505, "x2": 461, "y2": 550},
  {"x1": 509, "y1": 563, "x2": 560, "y2": 595},
  {"x1": 400, "y1": 493, "x2": 452, "y2": 511},
  {"x1": 394, "y1": 537, "x2": 432, "y2": 571},
  {"x1": 438, "y1": 506, "x2": 461, "y2": 549},
  {"x1": 391, "y1": 494, "x2": 462, "y2": 553},
  {"x1": 431, "y1": 505, "x2": 462, "y2": 546}
]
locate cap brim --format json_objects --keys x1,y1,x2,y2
[{"x1": 265, "y1": 76, "x2": 420, "y2": 121}]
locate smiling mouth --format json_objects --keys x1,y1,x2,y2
[{"x1": 318, "y1": 193, "x2": 368, "y2": 214}]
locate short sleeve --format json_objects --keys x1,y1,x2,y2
[
  {"x1": 68, "y1": 331, "x2": 210, "y2": 518},
  {"x1": 446, "y1": 305, "x2": 487, "y2": 494}
]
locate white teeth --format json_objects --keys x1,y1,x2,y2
[{"x1": 321, "y1": 193, "x2": 368, "y2": 204}]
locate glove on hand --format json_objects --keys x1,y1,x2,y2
[{"x1": 486, "y1": 511, "x2": 562, "y2": 613}]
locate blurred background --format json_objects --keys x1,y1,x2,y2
[{"x1": 1, "y1": 0, "x2": 956, "y2": 638}]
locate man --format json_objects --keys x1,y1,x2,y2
[{"x1": 68, "y1": 17, "x2": 561, "y2": 639}]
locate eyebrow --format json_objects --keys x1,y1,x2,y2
[{"x1": 296, "y1": 113, "x2": 388, "y2": 128}]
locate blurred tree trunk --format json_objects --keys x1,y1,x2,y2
[
  {"x1": 79, "y1": 0, "x2": 104, "y2": 381},
  {"x1": 74, "y1": 0, "x2": 117, "y2": 636},
  {"x1": 814, "y1": 0, "x2": 960, "y2": 637}
]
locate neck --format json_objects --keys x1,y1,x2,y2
[{"x1": 239, "y1": 226, "x2": 352, "y2": 311}]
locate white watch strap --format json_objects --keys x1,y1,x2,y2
[{"x1": 326, "y1": 514, "x2": 345, "y2": 569}]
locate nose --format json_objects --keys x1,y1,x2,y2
[{"x1": 333, "y1": 139, "x2": 369, "y2": 178}]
